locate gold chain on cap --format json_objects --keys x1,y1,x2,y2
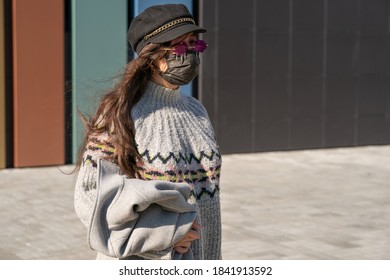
[{"x1": 143, "y1": 17, "x2": 195, "y2": 41}]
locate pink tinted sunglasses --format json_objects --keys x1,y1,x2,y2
[{"x1": 164, "y1": 39, "x2": 208, "y2": 55}]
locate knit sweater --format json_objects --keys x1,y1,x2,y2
[{"x1": 74, "y1": 81, "x2": 222, "y2": 260}]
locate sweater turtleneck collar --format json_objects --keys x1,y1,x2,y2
[{"x1": 144, "y1": 81, "x2": 182, "y2": 104}]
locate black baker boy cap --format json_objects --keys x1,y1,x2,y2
[{"x1": 128, "y1": 4, "x2": 206, "y2": 53}]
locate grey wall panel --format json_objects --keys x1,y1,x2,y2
[
  {"x1": 328, "y1": 0, "x2": 359, "y2": 31},
  {"x1": 290, "y1": 78, "x2": 323, "y2": 149},
  {"x1": 326, "y1": 32, "x2": 358, "y2": 76},
  {"x1": 257, "y1": 31, "x2": 290, "y2": 76},
  {"x1": 292, "y1": 32, "x2": 324, "y2": 76},
  {"x1": 324, "y1": 77, "x2": 357, "y2": 147},
  {"x1": 257, "y1": 0, "x2": 290, "y2": 30},
  {"x1": 293, "y1": 0, "x2": 324, "y2": 30},
  {"x1": 291, "y1": 77, "x2": 323, "y2": 118},
  {"x1": 199, "y1": 0, "x2": 390, "y2": 154},
  {"x1": 359, "y1": 34, "x2": 390, "y2": 74},
  {"x1": 325, "y1": 116, "x2": 355, "y2": 147},
  {"x1": 360, "y1": 0, "x2": 389, "y2": 32},
  {"x1": 219, "y1": 30, "x2": 253, "y2": 78},
  {"x1": 290, "y1": 118, "x2": 323, "y2": 149},
  {"x1": 254, "y1": 76, "x2": 290, "y2": 151},
  {"x1": 358, "y1": 76, "x2": 389, "y2": 116},
  {"x1": 358, "y1": 116, "x2": 389, "y2": 145},
  {"x1": 217, "y1": 77, "x2": 253, "y2": 153},
  {"x1": 255, "y1": 118, "x2": 289, "y2": 152},
  {"x1": 325, "y1": 77, "x2": 357, "y2": 117}
]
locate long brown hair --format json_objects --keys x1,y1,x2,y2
[{"x1": 75, "y1": 43, "x2": 168, "y2": 178}]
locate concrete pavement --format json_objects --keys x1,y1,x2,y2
[{"x1": 0, "y1": 145, "x2": 389, "y2": 260}]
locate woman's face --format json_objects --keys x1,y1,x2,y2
[
  {"x1": 153, "y1": 32, "x2": 199, "y2": 89},
  {"x1": 158, "y1": 33, "x2": 197, "y2": 72}
]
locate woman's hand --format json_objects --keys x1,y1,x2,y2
[{"x1": 173, "y1": 221, "x2": 202, "y2": 254}]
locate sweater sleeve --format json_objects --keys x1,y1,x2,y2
[{"x1": 74, "y1": 133, "x2": 115, "y2": 229}]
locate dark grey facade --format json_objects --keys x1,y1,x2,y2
[{"x1": 198, "y1": 0, "x2": 390, "y2": 154}]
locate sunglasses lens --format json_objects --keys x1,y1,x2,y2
[
  {"x1": 193, "y1": 40, "x2": 208, "y2": 53},
  {"x1": 173, "y1": 43, "x2": 188, "y2": 55},
  {"x1": 172, "y1": 40, "x2": 208, "y2": 55}
]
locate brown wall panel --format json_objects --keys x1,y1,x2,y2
[
  {"x1": 12, "y1": 0, "x2": 64, "y2": 167},
  {"x1": 0, "y1": 0, "x2": 5, "y2": 168}
]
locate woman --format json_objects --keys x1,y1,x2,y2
[{"x1": 74, "y1": 4, "x2": 222, "y2": 260}]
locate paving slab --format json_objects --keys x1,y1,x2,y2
[{"x1": 0, "y1": 145, "x2": 389, "y2": 260}]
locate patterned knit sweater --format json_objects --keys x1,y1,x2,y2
[{"x1": 74, "y1": 81, "x2": 222, "y2": 260}]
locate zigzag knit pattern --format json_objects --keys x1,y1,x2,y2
[
  {"x1": 140, "y1": 149, "x2": 221, "y2": 164},
  {"x1": 82, "y1": 139, "x2": 222, "y2": 199},
  {"x1": 138, "y1": 149, "x2": 222, "y2": 199}
]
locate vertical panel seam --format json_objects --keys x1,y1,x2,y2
[
  {"x1": 322, "y1": 0, "x2": 328, "y2": 147},
  {"x1": 388, "y1": 0, "x2": 390, "y2": 33},
  {"x1": 354, "y1": 0, "x2": 361, "y2": 145},
  {"x1": 287, "y1": 0, "x2": 293, "y2": 149},
  {"x1": 251, "y1": 0, "x2": 257, "y2": 151}
]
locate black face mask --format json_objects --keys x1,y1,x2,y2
[{"x1": 159, "y1": 52, "x2": 200, "y2": 86}]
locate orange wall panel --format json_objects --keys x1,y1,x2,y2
[{"x1": 12, "y1": 0, "x2": 64, "y2": 167}]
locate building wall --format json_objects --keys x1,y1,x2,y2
[
  {"x1": 1, "y1": 0, "x2": 390, "y2": 168},
  {"x1": 200, "y1": 0, "x2": 390, "y2": 154}
]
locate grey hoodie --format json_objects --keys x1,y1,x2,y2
[{"x1": 87, "y1": 159, "x2": 198, "y2": 260}]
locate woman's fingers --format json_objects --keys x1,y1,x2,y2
[
  {"x1": 186, "y1": 229, "x2": 201, "y2": 241},
  {"x1": 174, "y1": 245, "x2": 189, "y2": 254},
  {"x1": 174, "y1": 240, "x2": 192, "y2": 253},
  {"x1": 173, "y1": 221, "x2": 202, "y2": 254}
]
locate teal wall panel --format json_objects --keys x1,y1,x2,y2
[
  {"x1": 71, "y1": 0, "x2": 127, "y2": 162},
  {"x1": 132, "y1": 0, "x2": 193, "y2": 16}
]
